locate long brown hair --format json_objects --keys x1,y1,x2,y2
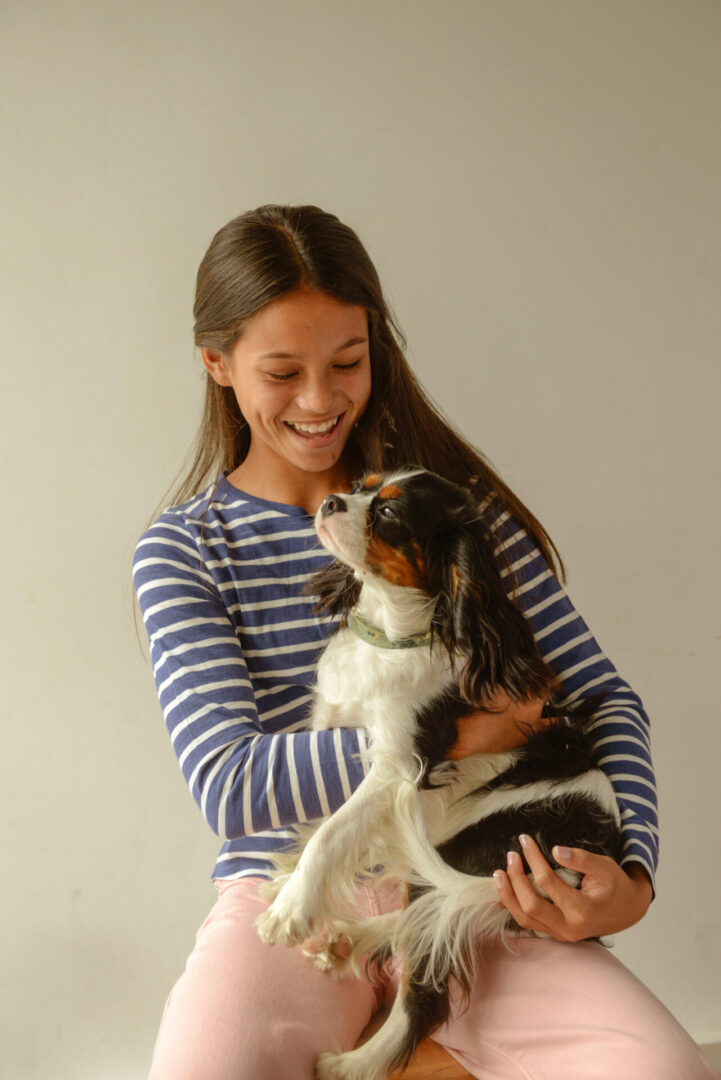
[{"x1": 162, "y1": 204, "x2": 564, "y2": 580}]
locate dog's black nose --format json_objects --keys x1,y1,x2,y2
[{"x1": 320, "y1": 494, "x2": 347, "y2": 517}]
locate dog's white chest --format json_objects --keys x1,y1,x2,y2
[{"x1": 313, "y1": 630, "x2": 454, "y2": 736}]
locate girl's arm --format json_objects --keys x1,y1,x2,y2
[
  {"x1": 489, "y1": 505, "x2": 659, "y2": 892},
  {"x1": 132, "y1": 515, "x2": 370, "y2": 841},
  {"x1": 469, "y1": 504, "x2": 659, "y2": 937}
]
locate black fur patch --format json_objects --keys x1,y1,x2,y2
[
  {"x1": 387, "y1": 977, "x2": 453, "y2": 1074},
  {"x1": 436, "y1": 796, "x2": 623, "y2": 880}
]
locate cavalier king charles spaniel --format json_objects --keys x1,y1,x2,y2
[{"x1": 256, "y1": 468, "x2": 622, "y2": 1080}]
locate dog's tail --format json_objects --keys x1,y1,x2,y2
[{"x1": 381, "y1": 783, "x2": 513, "y2": 991}]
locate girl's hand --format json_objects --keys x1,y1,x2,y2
[
  {"x1": 493, "y1": 834, "x2": 653, "y2": 940},
  {"x1": 447, "y1": 691, "x2": 550, "y2": 758}
]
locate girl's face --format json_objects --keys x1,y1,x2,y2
[{"x1": 202, "y1": 288, "x2": 372, "y2": 493}]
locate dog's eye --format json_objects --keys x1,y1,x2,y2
[{"x1": 378, "y1": 505, "x2": 396, "y2": 519}]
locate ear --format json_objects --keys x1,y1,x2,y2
[
  {"x1": 431, "y1": 523, "x2": 552, "y2": 707},
  {"x1": 306, "y1": 559, "x2": 361, "y2": 620},
  {"x1": 201, "y1": 347, "x2": 234, "y2": 387}
]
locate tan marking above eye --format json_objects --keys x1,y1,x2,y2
[
  {"x1": 378, "y1": 483, "x2": 402, "y2": 499},
  {"x1": 362, "y1": 473, "x2": 383, "y2": 489}
]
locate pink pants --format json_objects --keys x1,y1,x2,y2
[{"x1": 148, "y1": 877, "x2": 716, "y2": 1080}]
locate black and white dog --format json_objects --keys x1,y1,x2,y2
[{"x1": 256, "y1": 468, "x2": 622, "y2": 1080}]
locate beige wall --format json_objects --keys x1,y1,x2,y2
[{"x1": 2, "y1": 1, "x2": 720, "y2": 1075}]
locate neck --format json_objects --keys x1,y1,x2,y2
[
  {"x1": 355, "y1": 579, "x2": 435, "y2": 643},
  {"x1": 227, "y1": 453, "x2": 356, "y2": 515}
]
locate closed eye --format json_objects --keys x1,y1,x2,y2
[
  {"x1": 266, "y1": 370, "x2": 298, "y2": 382},
  {"x1": 266, "y1": 357, "x2": 362, "y2": 382}
]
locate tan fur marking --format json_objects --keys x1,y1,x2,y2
[
  {"x1": 366, "y1": 536, "x2": 425, "y2": 588},
  {"x1": 378, "y1": 483, "x2": 402, "y2": 499},
  {"x1": 450, "y1": 563, "x2": 461, "y2": 601}
]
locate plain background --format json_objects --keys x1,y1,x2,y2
[{"x1": 2, "y1": 1, "x2": 719, "y2": 1077}]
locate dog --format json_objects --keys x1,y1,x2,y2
[{"x1": 256, "y1": 468, "x2": 623, "y2": 1080}]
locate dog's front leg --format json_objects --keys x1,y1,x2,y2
[{"x1": 256, "y1": 765, "x2": 398, "y2": 948}]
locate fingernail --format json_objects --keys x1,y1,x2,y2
[
  {"x1": 519, "y1": 834, "x2": 530, "y2": 848},
  {"x1": 493, "y1": 871, "x2": 504, "y2": 889},
  {"x1": 507, "y1": 850, "x2": 519, "y2": 868},
  {"x1": 554, "y1": 846, "x2": 571, "y2": 860}
]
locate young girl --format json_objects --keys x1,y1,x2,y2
[{"x1": 133, "y1": 204, "x2": 714, "y2": 1079}]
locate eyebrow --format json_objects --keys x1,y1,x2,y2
[{"x1": 258, "y1": 336, "x2": 368, "y2": 360}]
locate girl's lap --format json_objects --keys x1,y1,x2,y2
[{"x1": 148, "y1": 878, "x2": 715, "y2": 1080}]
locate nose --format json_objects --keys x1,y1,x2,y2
[
  {"x1": 320, "y1": 494, "x2": 348, "y2": 517},
  {"x1": 296, "y1": 371, "x2": 335, "y2": 414}
]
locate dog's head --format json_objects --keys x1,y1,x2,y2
[{"x1": 312, "y1": 468, "x2": 554, "y2": 707}]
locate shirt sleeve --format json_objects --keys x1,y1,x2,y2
[
  {"x1": 489, "y1": 508, "x2": 659, "y2": 889},
  {"x1": 132, "y1": 514, "x2": 370, "y2": 841}
]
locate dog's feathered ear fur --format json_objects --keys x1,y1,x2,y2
[
  {"x1": 429, "y1": 516, "x2": 553, "y2": 707},
  {"x1": 307, "y1": 559, "x2": 361, "y2": 620}
]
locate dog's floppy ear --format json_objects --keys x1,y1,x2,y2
[
  {"x1": 430, "y1": 521, "x2": 552, "y2": 707},
  {"x1": 307, "y1": 559, "x2": 361, "y2": 620}
]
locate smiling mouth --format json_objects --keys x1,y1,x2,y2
[{"x1": 285, "y1": 414, "x2": 343, "y2": 438}]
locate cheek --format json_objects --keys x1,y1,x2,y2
[
  {"x1": 365, "y1": 536, "x2": 427, "y2": 588},
  {"x1": 237, "y1": 384, "x2": 292, "y2": 426},
  {"x1": 350, "y1": 367, "x2": 372, "y2": 411}
]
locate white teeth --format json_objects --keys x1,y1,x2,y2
[{"x1": 288, "y1": 416, "x2": 339, "y2": 434}]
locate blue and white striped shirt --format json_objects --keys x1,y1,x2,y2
[{"x1": 133, "y1": 472, "x2": 659, "y2": 886}]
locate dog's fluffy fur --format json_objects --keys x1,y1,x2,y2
[{"x1": 255, "y1": 468, "x2": 623, "y2": 1080}]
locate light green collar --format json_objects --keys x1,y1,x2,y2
[{"x1": 347, "y1": 611, "x2": 432, "y2": 650}]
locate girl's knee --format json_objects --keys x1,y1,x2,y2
[
  {"x1": 629, "y1": 1041, "x2": 718, "y2": 1080},
  {"x1": 598, "y1": 1022, "x2": 716, "y2": 1080}
]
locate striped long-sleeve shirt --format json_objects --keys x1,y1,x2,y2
[{"x1": 132, "y1": 471, "x2": 659, "y2": 886}]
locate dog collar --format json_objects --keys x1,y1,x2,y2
[{"x1": 347, "y1": 611, "x2": 433, "y2": 650}]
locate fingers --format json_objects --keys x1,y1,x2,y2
[
  {"x1": 494, "y1": 838, "x2": 639, "y2": 942},
  {"x1": 518, "y1": 834, "x2": 580, "y2": 907},
  {"x1": 494, "y1": 835, "x2": 587, "y2": 940},
  {"x1": 493, "y1": 862, "x2": 552, "y2": 937},
  {"x1": 494, "y1": 848, "x2": 562, "y2": 937}
]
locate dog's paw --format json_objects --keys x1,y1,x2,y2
[
  {"x1": 315, "y1": 1051, "x2": 346, "y2": 1079},
  {"x1": 302, "y1": 932, "x2": 353, "y2": 974},
  {"x1": 256, "y1": 875, "x2": 325, "y2": 948},
  {"x1": 255, "y1": 905, "x2": 299, "y2": 948},
  {"x1": 255, "y1": 902, "x2": 306, "y2": 948},
  {"x1": 315, "y1": 1049, "x2": 377, "y2": 1080}
]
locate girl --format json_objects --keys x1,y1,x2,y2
[{"x1": 133, "y1": 204, "x2": 714, "y2": 1079}]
